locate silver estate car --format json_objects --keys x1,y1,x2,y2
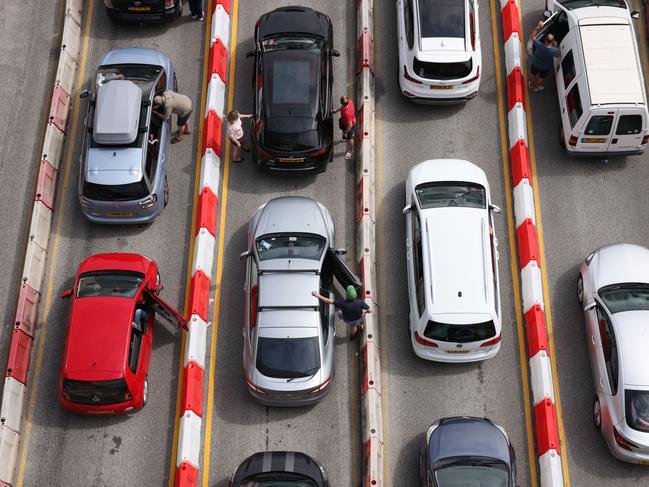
[
  {"x1": 78, "y1": 48, "x2": 176, "y2": 224},
  {"x1": 240, "y1": 196, "x2": 360, "y2": 406},
  {"x1": 578, "y1": 243, "x2": 649, "y2": 463}
]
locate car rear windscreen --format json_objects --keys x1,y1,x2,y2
[
  {"x1": 418, "y1": 0, "x2": 465, "y2": 38},
  {"x1": 626, "y1": 389, "x2": 649, "y2": 433},
  {"x1": 62, "y1": 378, "x2": 129, "y2": 405},
  {"x1": 424, "y1": 319, "x2": 496, "y2": 343},
  {"x1": 415, "y1": 181, "x2": 486, "y2": 209},
  {"x1": 77, "y1": 270, "x2": 144, "y2": 298},
  {"x1": 83, "y1": 179, "x2": 149, "y2": 201},
  {"x1": 256, "y1": 337, "x2": 320, "y2": 379},
  {"x1": 263, "y1": 129, "x2": 320, "y2": 152},
  {"x1": 413, "y1": 57, "x2": 472, "y2": 80}
]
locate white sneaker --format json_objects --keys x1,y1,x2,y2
[{"x1": 345, "y1": 152, "x2": 352, "y2": 160}]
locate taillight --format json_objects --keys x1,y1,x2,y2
[
  {"x1": 139, "y1": 194, "x2": 158, "y2": 209},
  {"x1": 569, "y1": 135, "x2": 578, "y2": 147},
  {"x1": 480, "y1": 334, "x2": 502, "y2": 347},
  {"x1": 642, "y1": 134, "x2": 649, "y2": 145},
  {"x1": 308, "y1": 378, "x2": 331, "y2": 395},
  {"x1": 309, "y1": 147, "x2": 328, "y2": 158},
  {"x1": 414, "y1": 331, "x2": 438, "y2": 348},
  {"x1": 614, "y1": 427, "x2": 638, "y2": 450},
  {"x1": 403, "y1": 65, "x2": 422, "y2": 84},
  {"x1": 462, "y1": 66, "x2": 480, "y2": 84},
  {"x1": 256, "y1": 148, "x2": 272, "y2": 159},
  {"x1": 245, "y1": 378, "x2": 269, "y2": 396}
]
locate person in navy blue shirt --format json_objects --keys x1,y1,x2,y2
[
  {"x1": 529, "y1": 21, "x2": 560, "y2": 92},
  {"x1": 312, "y1": 285, "x2": 371, "y2": 340}
]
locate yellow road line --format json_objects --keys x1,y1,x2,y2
[
  {"x1": 489, "y1": 0, "x2": 539, "y2": 484},
  {"x1": 14, "y1": 1, "x2": 95, "y2": 484},
  {"x1": 167, "y1": 1, "x2": 214, "y2": 484},
  {"x1": 200, "y1": 0, "x2": 239, "y2": 484},
  {"x1": 517, "y1": 5, "x2": 571, "y2": 483}
]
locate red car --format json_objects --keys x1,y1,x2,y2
[{"x1": 59, "y1": 253, "x2": 186, "y2": 415}]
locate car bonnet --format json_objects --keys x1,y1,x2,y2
[{"x1": 254, "y1": 197, "x2": 329, "y2": 240}]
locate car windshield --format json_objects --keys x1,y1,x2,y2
[
  {"x1": 262, "y1": 37, "x2": 323, "y2": 53},
  {"x1": 83, "y1": 179, "x2": 150, "y2": 201},
  {"x1": 626, "y1": 389, "x2": 649, "y2": 433},
  {"x1": 96, "y1": 64, "x2": 161, "y2": 97},
  {"x1": 416, "y1": 182, "x2": 486, "y2": 209},
  {"x1": 598, "y1": 284, "x2": 649, "y2": 314},
  {"x1": 424, "y1": 320, "x2": 496, "y2": 343},
  {"x1": 435, "y1": 458, "x2": 509, "y2": 486},
  {"x1": 418, "y1": 0, "x2": 466, "y2": 38},
  {"x1": 77, "y1": 271, "x2": 144, "y2": 298},
  {"x1": 558, "y1": 0, "x2": 627, "y2": 10},
  {"x1": 256, "y1": 337, "x2": 320, "y2": 379},
  {"x1": 256, "y1": 234, "x2": 326, "y2": 261}
]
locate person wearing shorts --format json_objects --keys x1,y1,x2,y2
[
  {"x1": 528, "y1": 21, "x2": 560, "y2": 92},
  {"x1": 312, "y1": 285, "x2": 371, "y2": 340},
  {"x1": 226, "y1": 110, "x2": 253, "y2": 162},
  {"x1": 153, "y1": 90, "x2": 193, "y2": 143},
  {"x1": 332, "y1": 95, "x2": 356, "y2": 160}
]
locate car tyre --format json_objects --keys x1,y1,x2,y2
[
  {"x1": 593, "y1": 396, "x2": 601, "y2": 430},
  {"x1": 164, "y1": 177, "x2": 169, "y2": 207},
  {"x1": 577, "y1": 274, "x2": 584, "y2": 305},
  {"x1": 143, "y1": 378, "x2": 149, "y2": 407}
]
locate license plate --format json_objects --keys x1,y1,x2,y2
[
  {"x1": 278, "y1": 158, "x2": 305, "y2": 163},
  {"x1": 430, "y1": 85, "x2": 453, "y2": 90},
  {"x1": 107, "y1": 212, "x2": 134, "y2": 217},
  {"x1": 582, "y1": 138, "x2": 607, "y2": 143},
  {"x1": 445, "y1": 349, "x2": 471, "y2": 354},
  {"x1": 128, "y1": 6, "x2": 151, "y2": 11}
]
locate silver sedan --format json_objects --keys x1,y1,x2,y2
[{"x1": 578, "y1": 242, "x2": 649, "y2": 464}]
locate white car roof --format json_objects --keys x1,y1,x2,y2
[
  {"x1": 592, "y1": 243, "x2": 649, "y2": 291},
  {"x1": 614, "y1": 311, "x2": 649, "y2": 387},
  {"x1": 93, "y1": 80, "x2": 142, "y2": 145}
]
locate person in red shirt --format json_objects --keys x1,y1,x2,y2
[{"x1": 332, "y1": 95, "x2": 356, "y2": 160}]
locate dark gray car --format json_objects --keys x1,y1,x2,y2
[
  {"x1": 420, "y1": 417, "x2": 517, "y2": 487},
  {"x1": 78, "y1": 48, "x2": 176, "y2": 224}
]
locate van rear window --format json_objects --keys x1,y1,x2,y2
[
  {"x1": 424, "y1": 320, "x2": 496, "y2": 343},
  {"x1": 413, "y1": 58, "x2": 472, "y2": 80},
  {"x1": 616, "y1": 115, "x2": 643, "y2": 135},
  {"x1": 585, "y1": 116, "x2": 613, "y2": 136}
]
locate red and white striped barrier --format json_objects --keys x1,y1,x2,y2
[
  {"x1": 0, "y1": 0, "x2": 83, "y2": 484},
  {"x1": 356, "y1": 1, "x2": 384, "y2": 486},
  {"x1": 499, "y1": 2, "x2": 564, "y2": 485},
  {"x1": 174, "y1": 1, "x2": 230, "y2": 485}
]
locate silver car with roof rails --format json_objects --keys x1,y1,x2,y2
[
  {"x1": 78, "y1": 48, "x2": 177, "y2": 224},
  {"x1": 240, "y1": 196, "x2": 361, "y2": 406}
]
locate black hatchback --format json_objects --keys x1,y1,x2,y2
[
  {"x1": 247, "y1": 6, "x2": 340, "y2": 174},
  {"x1": 229, "y1": 451, "x2": 329, "y2": 486},
  {"x1": 420, "y1": 417, "x2": 518, "y2": 487},
  {"x1": 103, "y1": 0, "x2": 183, "y2": 22}
]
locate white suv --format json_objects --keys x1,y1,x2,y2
[
  {"x1": 403, "y1": 160, "x2": 501, "y2": 362},
  {"x1": 397, "y1": 0, "x2": 481, "y2": 102}
]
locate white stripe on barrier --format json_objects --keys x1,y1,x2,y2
[
  {"x1": 184, "y1": 315, "x2": 208, "y2": 369},
  {"x1": 205, "y1": 74, "x2": 226, "y2": 117},
  {"x1": 66, "y1": 0, "x2": 83, "y2": 25},
  {"x1": 199, "y1": 149, "x2": 221, "y2": 196},
  {"x1": 507, "y1": 103, "x2": 528, "y2": 150},
  {"x1": 520, "y1": 260, "x2": 544, "y2": 314},
  {"x1": 356, "y1": 217, "x2": 374, "y2": 263},
  {"x1": 22, "y1": 241, "x2": 47, "y2": 293},
  {"x1": 192, "y1": 229, "x2": 216, "y2": 276},
  {"x1": 210, "y1": 5, "x2": 230, "y2": 48},
  {"x1": 42, "y1": 124, "x2": 65, "y2": 170},
  {"x1": 513, "y1": 179, "x2": 536, "y2": 228},
  {"x1": 361, "y1": 388, "x2": 384, "y2": 444},
  {"x1": 55, "y1": 49, "x2": 78, "y2": 96},
  {"x1": 0, "y1": 378, "x2": 25, "y2": 434},
  {"x1": 529, "y1": 351, "x2": 556, "y2": 406},
  {"x1": 29, "y1": 201, "x2": 53, "y2": 252},
  {"x1": 60, "y1": 17, "x2": 82, "y2": 62},
  {"x1": 0, "y1": 425, "x2": 19, "y2": 485},
  {"x1": 176, "y1": 410, "x2": 202, "y2": 469},
  {"x1": 363, "y1": 339, "x2": 382, "y2": 393},
  {"x1": 504, "y1": 33, "x2": 522, "y2": 75},
  {"x1": 539, "y1": 449, "x2": 564, "y2": 487}
]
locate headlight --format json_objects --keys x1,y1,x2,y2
[{"x1": 139, "y1": 194, "x2": 158, "y2": 209}]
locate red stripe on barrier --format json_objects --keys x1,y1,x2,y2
[
  {"x1": 213, "y1": 0, "x2": 231, "y2": 14},
  {"x1": 357, "y1": 31, "x2": 374, "y2": 75},
  {"x1": 189, "y1": 270, "x2": 211, "y2": 322},
  {"x1": 175, "y1": 462, "x2": 199, "y2": 487},
  {"x1": 357, "y1": 176, "x2": 371, "y2": 222},
  {"x1": 196, "y1": 187, "x2": 218, "y2": 237},
  {"x1": 506, "y1": 67, "x2": 525, "y2": 111},
  {"x1": 203, "y1": 110, "x2": 223, "y2": 157},
  {"x1": 181, "y1": 361, "x2": 204, "y2": 418},
  {"x1": 516, "y1": 219, "x2": 540, "y2": 269},
  {"x1": 363, "y1": 437, "x2": 381, "y2": 487},
  {"x1": 534, "y1": 398, "x2": 561, "y2": 456},
  {"x1": 15, "y1": 284, "x2": 39, "y2": 337},
  {"x1": 509, "y1": 139, "x2": 531, "y2": 187},
  {"x1": 208, "y1": 39, "x2": 227, "y2": 82},
  {"x1": 525, "y1": 305, "x2": 549, "y2": 357},
  {"x1": 6, "y1": 329, "x2": 33, "y2": 385},
  {"x1": 358, "y1": 255, "x2": 373, "y2": 301},
  {"x1": 35, "y1": 160, "x2": 58, "y2": 210},
  {"x1": 501, "y1": 1, "x2": 521, "y2": 42},
  {"x1": 49, "y1": 84, "x2": 71, "y2": 133}
]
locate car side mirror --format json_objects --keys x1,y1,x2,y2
[
  {"x1": 79, "y1": 89, "x2": 90, "y2": 99},
  {"x1": 402, "y1": 204, "x2": 413, "y2": 215},
  {"x1": 240, "y1": 250, "x2": 251, "y2": 260},
  {"x1": 584, "y1": 301, "x2": 596, "y2": 312},
  {"x1": 246, "y1": 49, "x2": 255, "y2": 58},
  {"x1": 490, "y1": 204, "x2": 502, "y2": 214},
  {"x1": 631, "y1": 10, "x2": 640, "y2": 19},
  {"x1": 335, "y1": 248, "x2": 347, "y2": 255},
  {"x1": 543, "y1": 9, "x2": 552, "y2": 18},
  {"x1": 332, "y1": 49, "x2": 341, "y2": 57},
  {"x1": 61, "y1": 289, "x2": 73, "y2": 299}
]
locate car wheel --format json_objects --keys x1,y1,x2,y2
[
  {"x1": 577, "y1": 274, "x2": 584, "y2": 305},
  {"x1": 143, "y1": 379, "x2": 149, "y2": 407},
  {"x1": 164, "y1": 177, "x2": 169, "y2": 207},
  {"x1": 593, "y1": 396, "x2": 601, "y2": 430},
  {"x1": 173, "y1": 73, "x2": 178, "y2": 92}
]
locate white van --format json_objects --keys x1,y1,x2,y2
[
  {"x1": 403, "y1": 160, "x2": 502, "y2": 363},
  {"x1": 538, "y1": 0, "x2": 648, "y2": 156}
]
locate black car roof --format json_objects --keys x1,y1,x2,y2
[
  {"x1": 258, "y1": 6, "x2": 331, "y2": 41},
  {"x1": 231, "y1": 451, "x2": 326, "y2": 485}
]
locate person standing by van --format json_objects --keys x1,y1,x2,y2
[{"x1": 528, "y1": 21, "x2": 560, "y2": 92}]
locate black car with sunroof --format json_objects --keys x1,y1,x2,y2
[
  {"x1": 247, "y1": 6, "x2": 340, "y2": 174},
  {"x1": 229, "y1": 451, "x2": 329, "y2": 486}
]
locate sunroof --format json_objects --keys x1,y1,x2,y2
[{"x1": 417, "y1": 0, "x2": 465, "y2": 39}]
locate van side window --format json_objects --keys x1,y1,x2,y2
[
  {"x1": 404, "y1": 0, "x2": 415, "y2": 49},
  {"x1": 561, "y1": 51, "x2": 576, "y2": 89},
  {"x1": 616, "y1": 115, "x2": 643, "y2": 135},
  {"x1": 413, "y1": 210, "x2": 425, "y2": 316},
  {"x1": 566, "y1": 84, "x2": 583, "y2": 129},
  {"x1": 585, "y1": 116, "x2": 613, "y2": 136}
]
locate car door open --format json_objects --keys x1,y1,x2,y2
[
  {"x1": 144, "y1": 288, "x2": 188, "y2": 329},
  {"x1": 325, "y1": 248, "x2": 362, "y2": 293}
]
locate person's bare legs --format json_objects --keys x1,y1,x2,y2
[
  {"x1": 345, "y1": 137, "x2": 353, "y2": 160},
  {"x1": 232, "y1": 143, "x2": 242, "y2": 161}
]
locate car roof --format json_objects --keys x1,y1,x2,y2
[
  {"x1": 78, "y1": 253, "x2": 153, "y2": 275},
  {"x1": 86, "y1": 147, "x2": 144, "y2": 186},
  {"x1": 94, "y1": 80, "x2": 142, "y2": 145},
  {"x1": 592, "y1": 243, "x2": 649, "y2": 291},
  {"x1": 613, "y1": 311, "x2": 649, "y2": 387},
  {"x1": 415, "y1": 0, "x2": 470, "y2": 57},
  {"x1": 258, "y1": 7, "x2": 331, "y2": 40},
  {"x1": 258, "y1": 273, "x2": 320, "y2": 310},
  {"x1": 407, "y1": 159, "x2": 489, "y2": 190},
  {"x1": 253, "y1": 196, "x2": 329, "y2": 240},
  {"x1": 98, "y1": 47, "x2": 169, "y2": 68}
]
